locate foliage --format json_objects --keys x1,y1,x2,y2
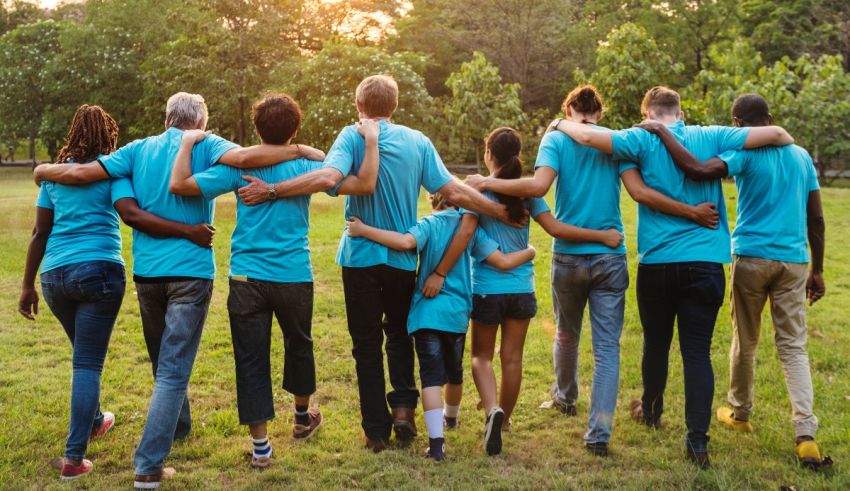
[
  {"x1": 576, "y1": 23, "x2": 684, "y2": 129},
  {"x1": 441, "y1": 52, "x2": 527, "y2": 169},
  {"x1": 269, "y1": 41, "x2": 434, "y2": 151}
]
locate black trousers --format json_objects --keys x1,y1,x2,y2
[
  {"x1": 227, "y1": 279, "x2": 315, "y2": 425},
  {"x1": 342, "y1": 265, "x2": 419, "y2": 441},
  {"x1": 636, "y1": 262, "x2": 725, "y2": 452}
]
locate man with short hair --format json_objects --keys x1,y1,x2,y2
[
  {"x1": 553, "y1": 86, "x2": 794, "y2": 467},
  {"x1": 635, "y1": 93, "x2": 828, "y2": 469},
  {"x1": 34, "y1": 92, "x2": 323, "y2": 489},
  {"x1": 237, "y1": 75, "x2": 517, "y2": 451},
  {"x1": 168, "y1": 92, "x2": 380, "y2": 468}
]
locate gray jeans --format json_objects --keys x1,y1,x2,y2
[{"x1": 551, "y1": 253, "x2": 628, "y2": 444}]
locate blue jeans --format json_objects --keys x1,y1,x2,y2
[
  {"x1": 133, "y1": 279, "x2": 213, "y2": 476},
  {"x1": 40, "y1": 260, "x2": 126, "y2": 461},
  {"x1": 551, "y1": 253, "x2": 628, "y2": 444},
  {"x1": 636, "y1": 262, "x2": 725, "y2": 453}
]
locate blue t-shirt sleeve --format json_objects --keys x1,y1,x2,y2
[
  {"x1": 469, "y1": 228, "x2": 499, "y2": 262},
  {"x1": 420, "y1": 136, "x2": 453, "y2": 193},
  {"x1": 534, "y1": 132, "x2": 561, "y2": 173},
  {"x1": 36, "y1": 185, "x2": 53, "y2": 210},
  {"x1": 193, "y1": 164, "x2": 241, "y2": 200},
  {"x1": 618, "y1": 161, "x2": 638, "y2": 174},
  {"x1": 705, "y1": 126, "x2": 750, "y2": 154},
  {"x1": 528, "y1": 197, "x2": 550, "y2": 218},
  {"x1": 459, "y1": 207, "x2": 480, "y2": 218},
  {"x1": 803, "y1": 151, "x2": 820, "y2": 192},
  {"x1": 110, "y1": 178, "x2": 136, "y2": 203},
  {"x1": 99, "y1": 139, "x2": 141, "y2": 178},
  {"x1": 203, "y1": 134, "x2": 239, "y2": 165},
  {"x1": 610, "y1": 128, "x2": 647, "y2": 163},
  {"x1": 324, "y1": 127, "x2": 358, "y2": 178},
  {"x1": 407, "y1": 216, "x2": 431, "y2": 253},
  {"x1": 718, "y1": 149, "x2": 747, "y2": 177}
]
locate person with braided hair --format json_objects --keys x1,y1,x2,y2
[{"x1": 19, "y1": 104, "x2": 217, "y2": 482}]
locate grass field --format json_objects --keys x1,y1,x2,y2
[{"x1": 1, "y1": 166, "x2": 848, "y2": 490}]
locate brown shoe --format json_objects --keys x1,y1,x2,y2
[
  {"x1": 133, "y1": 467, "x2": 176, "y2": 489},
  {"x1": 392, "y1": 407, "x2": 418, "y2": 442},
  {"x1": 293, "y1": 407, "x2": 323, "y2": 440},
  {"x1": 630, "y1": 399, "x2": 662, "y2": 429},
  {"x1": 365, "y1": 435, "x2": 388, "y2": 453},
  {"x1": 686, "y1": 447, "x2": 710, "y2": 470}
]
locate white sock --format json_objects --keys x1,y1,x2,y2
[
  {"x1": 252, "y1": 436, "x2": 272, "y2": 459},
  {"x1": 424, "y1": 408, "x2": 444, "y2": 439},
  {"x1": 444, "y1": 404, "x2": 460, "y2": 419}
]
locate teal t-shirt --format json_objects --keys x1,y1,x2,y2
[
  {"x1": 406, "y1": 209, "x2": 499, "y2": 334},
  {"x1": 719, "y1": 144, "x2": 819, "y2": 263},
  {"x1": 535, "y1": 127, "x2": 634, "y2": 255},
  {"x1": 611, "y1": 121, "x2": 750, "y2": 264},
  {"x1": 193, "y1": 159, "x2": 326, "y2": 282},
  {"x1": 36, "y1": 168, "x2": 133, "y2": 272},
  {"x1": 326, "y1": 121, "x2": 454, "y2": 271},
  {"x1": 462, "y1": 192, "x2": 549, "y2": 294},
  {"x1": 99, "y1": 128, "x2": 238, "y2": 279}
]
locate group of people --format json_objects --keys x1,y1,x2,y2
[{"x1": 18, "y1": 73, "x2": 829, "y2": 487}]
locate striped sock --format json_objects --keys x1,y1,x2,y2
[
  {"x1": 295, "y1": 405, "x2": 310, "y2": 426},
  {"x1": 252, "y1": 437, "x2": 272, "y2": 459}
]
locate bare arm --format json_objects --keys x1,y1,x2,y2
[
  {"x1": 34, "y1": 162, "x2": 108, "y2": 186},
  {"x1": 635, "y1": 121, "x2": 728, "y2": 181},
  {"x1": 19, "y1": 207, "x2": 53, "y2": 320},
  {"x1": 169, "y1": 130, "x2": 206, "y2": 196},
  {"x1": 466, "y1": 167, "x2": 557, "y2": 198},
  {"x1": 620, "y1": 168, "x2": 719, "y2": 229},
  {"x1": 438, "y1": 179, "x2": 514, "y2": 225},
  {"x1": 554, "y1": 120, "x2": 614, "y2": 154},
  {"x1": 806, "y1": 190, "x2": 825, "y2": 305},
  {"x1": 337, "y1": 119, "x2": 380, "y2": 196},
  {"x1": 484, "y1": 246, "x2": 536, "y2": 270},
  {"x1": 346, "y1": 216, "x2": 417, "y2": 251},
  {"x1": 743, "y1": 126, "x2": 794, "y2": 149},
  {"x1": 114, "y1": 198, "x2": 215, "y2": 248},
  {"x1": 218, "y1": 143, "x2": 325, "y2": 169},
  {"x1": 420, "y1": 214, "x2": 478, "y2": 298},
  {"x1": 237, "y1": 167, "x2": 343, "y2": 205},
  {"x1": 535, "y1": 211, "x2": 623, "y2": 249}
]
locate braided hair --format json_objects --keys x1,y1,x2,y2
[
  {"x1": 54, "y1": 105, "x2": 119, "y2": 164},
  {"x1": 485, "y1": 127, "x2": 526, "y2": 223}
]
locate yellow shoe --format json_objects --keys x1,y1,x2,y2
[
  {"x1": 716, "y1": 407, "x2": 754, "y2": 432},
  {"x1": 795, "y1": 439, "x2": 832, "y2": 470}
]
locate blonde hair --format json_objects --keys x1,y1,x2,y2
[
  {"x1": 640, "y1": 86, "x2": 680, "y2": 119},
  {"x1": 355, "y1": 75, "x2": 399, "y2": 118}
]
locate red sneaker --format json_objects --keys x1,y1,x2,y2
[
  {"x1": 60, "y1": 459, "x2": 93, "y2": 481},
  {"x1": 90, "y1": 412, "x2": 115, "y2": 440}
]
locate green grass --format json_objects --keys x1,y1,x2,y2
[{"x1": 0, "y1": 166, "x2": 848, "y2": 490}]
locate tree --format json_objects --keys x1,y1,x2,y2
[
  {"x1": 442, "y1": 52, "x2": 526, "y2": 170},
  {"x1": 269, "y1": 41, "x2": 434, "y2": 151},
  {"x1": 576, "y1": 23, "x2": 684, "y2": 129}
]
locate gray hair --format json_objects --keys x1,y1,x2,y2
[{"x1": 165, "y1": 92, "x2": 208, "y2": 129}]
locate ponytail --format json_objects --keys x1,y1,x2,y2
[{"x1": 486, "y1": 128, "x2": 526, "y2": 223}]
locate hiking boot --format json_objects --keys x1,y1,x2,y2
[
  {"x1": 551, "y1": 385, "x2": 577, "y2": 416},
  {"x1": 484, "y1": 407, "x2": 505, "y2": 456},
  {"x1": 686, "y1": 447, "x2": 710, "y2": 470},
  {"x1": 585, "y1": 442, "x2": 608, "y2": 457},
  {"x1": 293, "y1": 407, "x2": 323, "y2": 440},
  {"x1": 630, "y1": 399, "x2": 661, "y2": 429},
  {"x1": 59, "y1": 459, "x2": 92, "y2": 481},
  {"x1": 716, "y1": 407, "x2": 754, "y2": 432},
  {"x1": 365, "y1": 435, "x2": 388, "y2": 453},
  {"x1": 392, "y1": 407, "x2": 417, "y2": 442}
]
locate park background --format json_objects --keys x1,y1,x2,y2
[{"x1": 1, "y1": 0, "x2": 850, "y2": 489}]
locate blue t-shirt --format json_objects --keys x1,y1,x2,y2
[
  {"x1": 406, "y1": 209, "x2": 499, "y2": 334},
  {"x1": 36, "y1": 169, "x2": 133, "y2": 273},
  {"x1": 326, "y1": 121, "x2": 454, "y2": 271},
  {"x1": 193, "y1": 159, "x2": 326, "y2": 282},
  {"x1": 611, "y1": 121, "x2": 750, "y2": 264},
  {"x1": 462, "y1": 192, "x2": 549, "y2": 294},
  {"x1": 535, "y1": 127, "x2": 634, "y2": 255},
  {"x1": 719, "y1": 145, "x2": 819, "y2": 263},
  {"x1": 99, "y1": 128, "x2": 238, "y2": 279}
]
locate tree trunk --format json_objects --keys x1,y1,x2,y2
[
  {"x1": 475, "y1": 143, "x2": 481, "y2": 174},
  {"x1": 28, "y1": 136, "x2": 36, "y2": 163}
]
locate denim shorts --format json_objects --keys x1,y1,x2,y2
[
  {"x1": 413, "y1": 329, "x2": 465, "y2": 388},
  {"x1": 472, "y1": 292, "x2": 537, "y2": 325}
]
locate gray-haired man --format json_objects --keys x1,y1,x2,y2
[{"x1": 34, "y1": 92, "x2": 324, "y2": 488}]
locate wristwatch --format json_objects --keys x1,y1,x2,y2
[{"x1": 267, "y1": 184, "x2": 276, "y2": 201}]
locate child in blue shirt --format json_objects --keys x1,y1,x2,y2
[{"x1": 346, "y1": 193, "x2": 535, "y2": 461}]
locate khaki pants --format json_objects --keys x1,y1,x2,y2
[{"x1": 728, "y1": 256, "x2": 818, "y2": 438}]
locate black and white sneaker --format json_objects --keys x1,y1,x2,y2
[{"x1": 484, "y1": 407, "x2": 505, "y2": 456}]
